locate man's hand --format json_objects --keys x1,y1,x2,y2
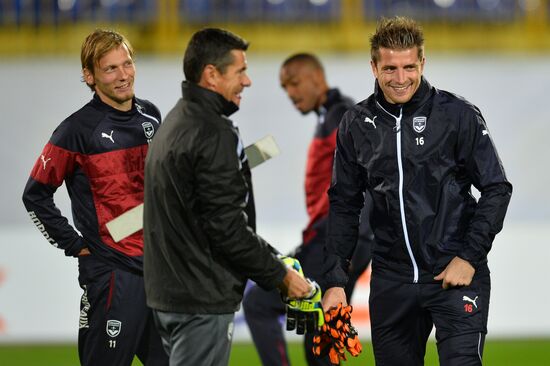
[
  {"x1": 280, "y1": 268, "x2": 312, "y2": 299},
  {"x1": 286, "y1": 281, "x2": 324, "y2": 334},
  {"x1": 434, "y1": 256, "x2": 475, "y2": 289},
  {"x1": 321, "y1": 287, "x2": 346, "y2": 312},
  {"x1": 78, "y1": 248, "x2": 91, "y2": 256},
  {"x1": 277, "y1": 257, "x2": 324, "y2": 334}
]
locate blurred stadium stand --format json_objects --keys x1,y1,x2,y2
[{"x1": 0, "y1": 0, "x2": 549, "y2": 54}]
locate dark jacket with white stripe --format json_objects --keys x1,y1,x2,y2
[
  {"x1": 143, "y1": 81, "x2": 286, "y2": 314},
  {"x1": 324, "y1": 77, "x2": 512, "y2": 286}
]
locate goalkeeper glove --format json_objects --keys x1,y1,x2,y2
[
  {"x1": 312, "y1": 303, "x2": 363, "y2": 364},
  {"x1": 285, "y1": 280, "x2": 325, "y2": 334},
  {"x1": 280, "y1": 255, "x2": 305, "y2": 277},
  {"x1": 278, "y1": 256, "x2": 324, "y2": 334}
]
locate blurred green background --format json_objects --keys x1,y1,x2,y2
[{"x1": 1, "y1": 339, "x2": 550, "y2": 365}]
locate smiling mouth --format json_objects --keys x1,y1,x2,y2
[
  {"x1": 116, "y1": 82, "x2": 131, "y2": 90},
  {"x1": 391, "y1": 84, "x2": 410, "y2": 92}
]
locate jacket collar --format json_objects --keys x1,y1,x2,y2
[
  {"x1": 90, "y1": 93, "x2": 138, "y2": 121},
  {"x1": 181, "y1": 81, "x2": 239, "y2": 117},
  {"x1": 315, "y1": 88, "x2": 342, "y2": 116},
  {"x1": 374, "y1": 76, "x2": 433, "y2": 116}
]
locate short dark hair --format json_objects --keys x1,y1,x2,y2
[
  {"x1": 281, "y1": 53, "x2": 324, "y2": 73},
  {"x1": 183, "y1": 28, "x2": 249, "y2": 83},
  {"x1": 370, "y1": 16, "x2": 424, "y2": 64}
]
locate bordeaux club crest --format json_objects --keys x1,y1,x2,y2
[
  {"x1": 413, "y1": 116, "x2": 427, "y2": 133},
  {"x1": 142, "y1": 121, "x2": 155, "y2": 139},
  {"x1": 106, "y1": 319, "x2": 122, "y2": 338}
]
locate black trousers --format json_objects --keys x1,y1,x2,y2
[
  {"x1": 369, "y1": 274, "x2": 491, "y2": 366},
  {"x1": 243, "y1": 233, "x2": 372, "y2": 366},
  {"x1": 77, "y1": 256, "x2": 168, "y2": 366}
]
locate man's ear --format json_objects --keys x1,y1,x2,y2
[
  {"x1": 311, "y1": 68, "x2": 325, "y2": 87},
  {"x1": 370, "y1": 60, "x2": 378, "y2": 79},
  {"x1": 83, "y1": 68, "x2": 95, "y2": 87},
  {"x1": 200, "y1": 64, "x2": 219, "y2": 90}
]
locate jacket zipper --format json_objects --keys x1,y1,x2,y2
[{"x1": 377, "y1": 103, "x2": 419, "y2": 283}]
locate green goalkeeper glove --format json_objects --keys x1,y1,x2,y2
[
  {"x1": 280, "y1": 255, "x2": 305, "y2": 277},
  {"x1": 286, "y1": 280, "x2": 325, "y2": 334}
]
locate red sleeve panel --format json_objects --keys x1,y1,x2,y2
[
  {"x1": 30, "y1": 142, "x2": 77, "y2": 187},
  {"x1": 23, "y1": 142, "x2": 85, "y2": 257},
  {"x1": 304, "y1": 129, "x2": 338, "y2": 233}
]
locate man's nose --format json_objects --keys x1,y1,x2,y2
[
  {"x1": 286, "y1": 87, "x2": 298, "y2": 99},
  {"x1": 242, "y1": 73, "x2": 252, "y2": 87},
  {"x1": 395, "y1": 68, "x2": 406, "y2": 83},
  {"x1": 117, "y1": 66, "x2": 129, "y2": 79}
]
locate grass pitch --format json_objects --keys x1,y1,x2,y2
[{"x1": 0, "y1": 339, "x2": 549, "y2": 365}]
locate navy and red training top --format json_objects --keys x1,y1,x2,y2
[
  {"x1": 303, "y1": 88, "x2": 354, "y2": 244},
  {"x1": 23, "y1": 94, "x2": 160, "y2": 274}
]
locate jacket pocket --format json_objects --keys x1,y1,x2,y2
[{"x1": 430, "y1": 178, "x2": 475, "y2": 255}]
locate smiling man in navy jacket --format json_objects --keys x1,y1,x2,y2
[{"x1": 322, "y1": 17, "x2": 512, "y2": 366}]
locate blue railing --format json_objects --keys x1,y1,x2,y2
[
  {"x1": 179, "y1": 0, "x2": 339, "y2": 22},
  {"x1": 0, "y1": 0, "x2": 536, "y2": 26},
  {"x1": 366, "y1": 0, "x2": 521, "y2": 21},
  {"x1": 0, "y1": 0, "x2": 156, "y2": 25}
]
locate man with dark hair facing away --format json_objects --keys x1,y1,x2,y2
[{"x1": 243, "y1": 53, "x2": 374, "y2": 366}]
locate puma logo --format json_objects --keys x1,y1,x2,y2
[
  {"x1": 40, "y1": 155, "x2": 51, "y2": 170},
  {"x1": 102, "y1": 130, "x2": 115, "y2": 143},
  {"x1": 463, "y1": 295, "x2": 478, "y2": 309},
  {"x1": 364, "y1": 116, "x2": 377, "y2": 129}
]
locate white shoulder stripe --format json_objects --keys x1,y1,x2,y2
[{"x1": 137, "y1": 109, "x2": 160, "y2": 125}]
